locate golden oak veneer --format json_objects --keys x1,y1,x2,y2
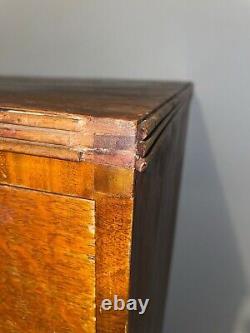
[{"x1": 0, "y1": 77, "x2": 193, "y2": 333}]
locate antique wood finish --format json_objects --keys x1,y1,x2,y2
[
  {"x1": 95, "y1": 193, "x2": 134, "y2": 333},
  {"x1": 0, "y1": 151, "x2": 135, "y2": 333},
  {"x1": 0, "y1": 77, "x2": 187, "y2": 119},
  {"x1": 0, "y1": 152, "x2": 134, "y2": 199},
  {"x1": 0, "y1": 185, "x2": 95, "y2": 333},
  {"x1": 129, "y1": 98, "x2": 191, "y2": 332},
  {"x1": 0, "y1": 77, "x2": 193, "y2": 333},
  {"x1": 0, "y1": 152, "x2": 95, "y2": 198}
]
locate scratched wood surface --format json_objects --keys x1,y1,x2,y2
[
  {"x1": 0, "y1": 77, "x2": 188, "y2": 120},
  {"x1": 0, "y1": 185, "x2": 96, "y2": 333}
]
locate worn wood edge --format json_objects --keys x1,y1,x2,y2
[
  {"x1": 0, "y1": 123, "x2": 87, "y2": 147},
  {"x1": 0, "y1": 137, "x2": 136, "y2": 169},
  {"x1": 0, "y1": 108, "x2": 136, "y2": 136},
  {"x1": 0, "y1": 110, "x2": 137, "y2": 168},
  {"x1": 137, "y1": 101, "x2": 176, "y2": 141},
  {"x1": 136, "y1": 89, "x2": 192, "y2": 158},
  {"x1": 136, "y1": 92, "x2": 192, "y2": 172},
  {"x1": 0, "y1": 107, "x2": 86, "y2": 131},
  {"x1": 0, "y1": 137, "x2": 82, "y2": 161},
  {"x1": 137, "y1": 83, "x2": 193, "y2": 140},
  {"x1": 137, "y1": 106, "x2": 178, "y2": 158}
]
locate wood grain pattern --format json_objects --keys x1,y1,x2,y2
[
  {"x1": 95, "y1": 192, "x2": 134, "y2": 333},
  {"x1": 0, "y1": 151, "x2": 95, "y2": 198},
  {"x1": 0, "y1": 151, "x2": 135, "y2": 332},
  {"x1": 0, "y1": 152, "x2": 134, "y2": 198},
  {"x1": 94, "y1": 164, "x2": 134, "y2": 198},
  {"x1": 0, "y1": 185, "x2": 96, "y2": 333},
  {"x1": 0, "y1": 77, "x2": 189, "y2": 121},
  {"x1": 0, "y1": 109, "x2": 86, "y2": 131}
]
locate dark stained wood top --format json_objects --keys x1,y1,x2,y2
[
  {"x1": 0, "y1": 77, "x2": 190, "y2": 121},
  {"x1": 0, "y1": 77, "x2": 193, "y2": 170}
]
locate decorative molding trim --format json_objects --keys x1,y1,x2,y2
[
  {"x1": 0, "y1": 109, "x2": 136, "y2": 168},
  {"x1": 135, "y1": 87, "x2": 193, "y2": 172}
]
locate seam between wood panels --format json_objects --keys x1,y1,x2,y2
[{"x1": 0, "y1": 182, "x2": 94, "y2": 201}]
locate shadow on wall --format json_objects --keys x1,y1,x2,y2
[{"x1": 163, "y1": 96, "x2": 247, "y2": 333}]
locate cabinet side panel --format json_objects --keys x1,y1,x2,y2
[
  {"x1": 0, "y1": 185, "x2": 96, "y2": 333},
  {"x1": 129, "y1": 101, "x2": 190, "y2": 332}
]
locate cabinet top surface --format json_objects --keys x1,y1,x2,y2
[{"x1": 0, "y1": 77, "x2": 190, "y2": 121}]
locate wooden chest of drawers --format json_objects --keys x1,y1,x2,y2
[{"x1": 0, "y1": 78, "x2": 192, "y2": 333}]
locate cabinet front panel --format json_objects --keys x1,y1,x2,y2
[
  {"x1": 0, "y1": 185, "x2": 95, "y2": 333},
  {"x1": 0, "y1": 152, "x2": 94, "y2": 199}
]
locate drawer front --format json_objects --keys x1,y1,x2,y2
[{"x1": 0, "y1": 185, "x2": 95, "y2": 333}]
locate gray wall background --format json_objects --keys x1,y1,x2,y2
[{"x1": 1, "y1": 1, "x2": 250, "y2": 332}]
